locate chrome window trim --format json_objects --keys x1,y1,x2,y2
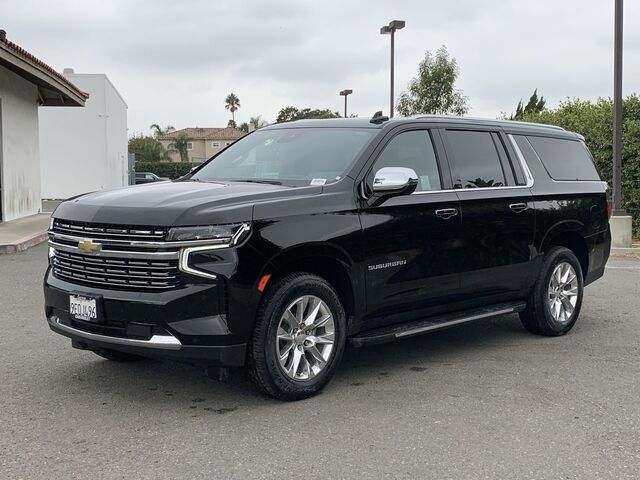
[
  {"x1": 409, "y1": 135, "x2": 535, "y2": 196},
  {"x1": 506, "y1": 133, "x2": 535, "y2": 188},
  {"x1": 50, "y1": 317, "x2": 182, "y2": 350}
]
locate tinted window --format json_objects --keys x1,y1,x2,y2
[
  {"x1": 373, "y1": 130, "x2": 442, "y2": 192},
  {"x1": 193, "y1": 128, "x2": 375, "y2": 186},
  {"x1": 526, "y1": 136, "x2": 600, "y2": 181},
  {"x1": 446, "y1": 130, "x2": 506, "y2": 188}
]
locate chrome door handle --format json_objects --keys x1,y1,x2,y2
[
  {"x1": 509, "y1": 203, "x2": 528, "y2": 213},
  {"x1": 435, "y1": 208, "x2": 458, "y2": 219}
]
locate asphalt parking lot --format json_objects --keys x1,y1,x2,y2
[{"x1": 1, "y1": 244, "x2": 639, "y2": 479}]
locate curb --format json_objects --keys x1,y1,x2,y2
[{"x1": 0, "y1": 231, "x2": 48, "y2": 254}]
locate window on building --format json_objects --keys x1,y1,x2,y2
[
  {"x1": 187, "y1": 142, "x2": 193, "y2": 150},
  {"x1": 225, "y1": 141, "x2": 232, "y2": 146},
  {"x1": 212, "y1": 142, "x2": 220, "y2": 148}
]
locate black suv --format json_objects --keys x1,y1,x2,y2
[{"x1": 44, "y1": 115, "x2": 611, "y2": 400}]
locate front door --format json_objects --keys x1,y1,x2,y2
[{"x1": 359, "y1": 128, "x2": 464, "y2": 327}]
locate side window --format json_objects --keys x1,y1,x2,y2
[
  {"x1": 446, "y1": 130, "x2": 506, "y2": 188},
  {"x1": 526, "y1": 135, "x2": 600, "y2": 181},
  {"x1": 372, "y1": 130, "x2": 442, "y2": 192}
]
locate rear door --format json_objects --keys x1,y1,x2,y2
[
  {"x1": 442, "y1": 128, "x2": 535, "y2": 303},
  {"x1": 359, "y1": 127, "x2": 463, "y2": 326}
]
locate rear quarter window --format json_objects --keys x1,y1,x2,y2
[{"x1": 525, "y1": 135, "x2": 600, "y2": 181}]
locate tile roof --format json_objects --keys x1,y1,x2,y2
[
  {"x1": 159, "y1": 127, "x2": 246, "y2": 141},
  {"x1": 0, "y1": 32, "x2": 88, "y2": 101}
]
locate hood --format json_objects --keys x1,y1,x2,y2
[{"x1": 53, "y1": 180, "x2": 322, "y2": 226}]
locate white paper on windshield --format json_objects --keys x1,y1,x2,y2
[{"x1": 310, "y1": 178, "x2": 327, "y2": 185}]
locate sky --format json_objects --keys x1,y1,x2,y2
[{"x1": 2, "y1": 0, "x2": 639, "y2": 136}]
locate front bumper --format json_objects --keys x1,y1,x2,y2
[{"x1": 44, "y1": 269, "x2": 247, "y2": 366}]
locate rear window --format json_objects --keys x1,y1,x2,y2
[{"x1": 525, "y1": 136, "x2": 600, "y2": 181}]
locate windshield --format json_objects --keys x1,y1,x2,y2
[{"x1": 192, "y1": 127, "x2": 375, "y2": 186}]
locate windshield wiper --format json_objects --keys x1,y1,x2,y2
[{"x1": 232, "y1": 179, "x2": 283, "y2": 185}]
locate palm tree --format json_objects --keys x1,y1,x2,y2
[
  {"x1": 149, "y1": 124, "x2": 175, "y2": 139},
  {"x1": 225, "y1": 93, "x2": 240, "y2": 124},
  {"x1": 167, "y1": 132, "x2": 189, "y2": 162}
]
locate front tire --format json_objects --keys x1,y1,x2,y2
[
  {"x1": 520, "y1": 246, "x2": 584, "y2": 336},
  {"x1": 248, "y1": 273, "x2": 347, "y2": 401}
]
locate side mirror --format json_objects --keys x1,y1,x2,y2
[{"x1": 370, "y1": 167, "x2": 418, "y2": 205}]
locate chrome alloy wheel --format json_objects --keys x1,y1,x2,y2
[
  {"x1": 547, "y1": 262, "x2": 579, "y2": 323},
  {"x1": 276, "y1": 295, "x2": 335, "y2": 381}
]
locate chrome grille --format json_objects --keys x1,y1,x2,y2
[
  {"x1": 52, "y1": 219, "x2": 167, "y2": 242},
  {"x1": 52, "y1": 250, "x2": 180, "y2": 290}
]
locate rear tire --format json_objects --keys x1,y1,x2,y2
[
  {"x1": 92, "y1": 348, "x2": 147, "y2": 362},
  {"x1": 248, "y1": 273, "x2": 347, "y2": 401},
  {"x1": 520, "y1": 246, "x2": 584, "y2": 336}
]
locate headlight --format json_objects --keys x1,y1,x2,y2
[
  {"x1": 167, "y1": 223, "x2": 251, "y2": 246},
  {"x1": 176, "y1": 223, "x2": 250, "y2": 280}
]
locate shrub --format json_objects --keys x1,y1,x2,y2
[
  {"x1": 520, "y1": 95, "x2": 640, "y2": 236},
  {"x1": 135, "y1": 161, "x2": 201, "y2": 179}
]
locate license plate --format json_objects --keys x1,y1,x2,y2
[{"x1": 69, "y1": 294, "x2": 98, "y2": 322}]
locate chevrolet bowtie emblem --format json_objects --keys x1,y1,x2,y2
[{"x1": 78, "y1": 239, "x2": 102, "y2": 254}]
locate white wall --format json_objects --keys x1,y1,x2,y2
[
  {"x1": 39, "y1": 73, "x2": 128, "y2": 199},
  {"x1": 0, "y1": 67, "x2": 41, "y2": 222}
]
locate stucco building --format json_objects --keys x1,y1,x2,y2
[
  {"x1": 39, "y1": 70, "x2": 128, "y2": 199},
  {"x1": 0, "y1": 30, "x2": 87, "y2": 222},
  {"x1": 158, "y1": 127, "x2": 245, "y2": 163}
]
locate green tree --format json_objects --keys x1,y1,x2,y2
[
  {"x1": 149, "y1": 124, "x2": 175, "y2": 139},
  {"x1": 167, "y1": 132, "x2": 190, "y2": 163},
  {"x1": 238, "y1": 122, "x2": 249, "y2": 133},
  {"x1": 276, "y1": 106, "x2": 340, "y2": 123},
  {"x1": 128, "y1": 135, "x2": 165, "y2": 162},
  {"x1": 249, "y1": 115, "x2": 268, "y2": 130},
  {"x1": 397, "y1": 46, "x2": 469, "y2": 117},
  {"x1": 511, "y1": 90, "x2": 545, "y2": 120},
  {"x1": 227, "y1": 119, "x2": 237, "y2": 128},
  {"x1": 518, "y1": 95, "x2": 640, "y2": 235},
  {"x1": 225, "y1": 93, "x2": 241, "y2": 124}
]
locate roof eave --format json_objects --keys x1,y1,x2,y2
[{"x1": 0, "y1": 43, "x2": 87, "y2": 107}]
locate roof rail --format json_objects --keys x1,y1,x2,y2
[{"x1": 412, "y1": 114, "x2": 565, "y2": 132}]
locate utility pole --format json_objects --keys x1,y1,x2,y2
[
  {"x1": 339, "y1": 89, "x2": 353, "y2": 117},
  {"x1": 610, "y1": 0, "x2": 633, "y2": 247},
  {"x1": 380, "y1": 20, "x2": 405, "y2": 118},
  {"x1": 612, "y1": 0, "x2": 624, "y2": 215}
]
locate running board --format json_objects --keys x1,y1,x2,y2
[{"x1": 349, "y1": 301, "x2": 526, "y2": 347}]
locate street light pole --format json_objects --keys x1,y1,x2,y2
[
  {"x1": 339, "y1": 89, "x2": 353, "y2": 117},
  {"x1": 380, "y1": 20, "x2": 405, "y2": 118},
  {"x1": 613, "y1": 0, "x2": 625, "y2": 215}
]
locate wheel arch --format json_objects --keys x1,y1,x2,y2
[
  {"x1": 540, "y1": 221, "x2": 589, "y2": 277},
  {"x1": 257, "y1": 243, "x2": 363, "y2": 333}
]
